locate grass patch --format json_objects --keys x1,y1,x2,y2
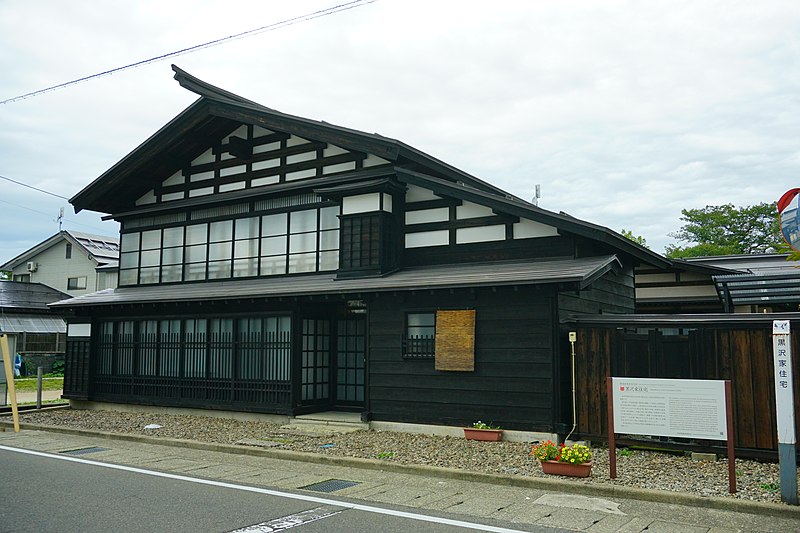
[{"x1": 12, "y1": 378, "x2": 63, "y2": 393}]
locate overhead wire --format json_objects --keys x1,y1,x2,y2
[
  {"x1": 0, "y1": 197, "x2": 110, "y2": 234},
  {"x1": 0, "y1": 174, "x2": 70, "y2": 200},
  {"x1": 0, "y1": 174, "x2": 112, "y2": 233},
  {"x1": 1, "y1": 0, "x2": 378, "y2": 104}
]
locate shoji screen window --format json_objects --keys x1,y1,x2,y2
[
  {"x1": 184, "y1": 223, "x2": 208, "y2": 281},
  {"x1": 260, "y1": 213, "x2": 288, "y2": 276},
  {"x1": 160, "y1": 227, "x2": 184, "y2": 283},
  {"x1": 233, "y1": 217, "x2": 260, "y2": 277},
  {"x1": 207, "y1": 221, "x2": 233, "y2": 280}
]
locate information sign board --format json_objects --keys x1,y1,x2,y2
[{"x1": 612, "y1": 377, "x2": 727, "y2": 440}]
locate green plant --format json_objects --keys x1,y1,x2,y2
[
  {"x1": 13, "y1": 377, "x2": 64, "y2": 393},
  {"x1": 50, "y1": 360, "x2": 65, "y2": 376},
  {"x1": 619, "y1": 448, "x2": 633, "y2": 457},
  {"x1": 377, "y1": 451, "x2": 395, "y2": 459},
  {"x1": 531, "y1": 440, "x2": 592, "y2": 464},
  {"x1": 760, "y1": 482, "x2": 780, "y2": 492},
  {"x1": 472, "y1": 421, "x2": 501, "y2": 430}
]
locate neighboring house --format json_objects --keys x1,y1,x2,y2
[
  {"x1": 0, "y1": 281, "x2": 70, "y2": 378},
  {"x1": 635, "y1": 253, "x2": 800, "y2": 314},
  {"x1": 52, "y1": 66, "x2": 672, "y2": 433},
  {"x1": 1, "y1": 230, "x2": 119, "y2": 296}
]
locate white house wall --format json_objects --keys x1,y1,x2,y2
[{"x1": 9, "y1": 239, "x2": 102, "y2": 296}]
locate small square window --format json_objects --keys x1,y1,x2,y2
[
  {"x1": 67, "y1": 276, "x2": 87, "y2": 290},
  {"x1": 403, "y1": 312, "x2": 435, "y2": 358}
]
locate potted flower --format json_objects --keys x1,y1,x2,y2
[
  {"x1": 531, "y1": 440, "x2": 593, "y2": 477},
  {"x1": 464, "y1": 421, "x2": 503, "y2": 441}
]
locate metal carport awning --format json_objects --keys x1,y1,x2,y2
[{"x1": 0, "y1": 315, "x2": 67, "y2": 333}]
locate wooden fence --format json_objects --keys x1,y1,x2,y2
[{"x1": 569, "y1": 315, "x2": 800, "y2": 453}]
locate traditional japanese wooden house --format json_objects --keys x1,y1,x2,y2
[{"x1": 52, "y1": 66, "x2": 670, "y2": 433}]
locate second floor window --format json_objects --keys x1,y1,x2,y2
[
  {"x1": 65, "y1": 242, "x2": 72, "y2": 259},
  {"x1": 67, "y1": 276, "x2": 87, "y2": 290},
  {"x1": 119, "y1": 205, "x2": 339, "y2": 286}
]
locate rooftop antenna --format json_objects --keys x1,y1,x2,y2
[
  {"x1": 57, "y1": 207, "x2": 64, "y2": 231},
  {"x1": 532, "y1": 184, "x2": 541, "y2": 206}
]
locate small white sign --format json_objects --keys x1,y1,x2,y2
[
  {"x1": 773, "y1": 320, "x2": 796, "y2": 445},
  {"x1": 612, "y1": 377, "x2": 727, "y2": 440},
  {"x1": 773, "y1": 320, "x2": 791, "y2": 335}
]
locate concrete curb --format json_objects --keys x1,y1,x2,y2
[{"x1": 4, "y1": 420, "x2": 800, "y2": 519}]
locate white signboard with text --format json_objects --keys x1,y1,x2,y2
[
  {"x1": 612, "y1": 377, "x2": 728, "y2": 440},
  {"x1": 772, "y1": 320, "x2": 796, "y2": 444}
]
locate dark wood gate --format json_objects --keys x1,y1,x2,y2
[{"x1": 568, "y1": 314, "x2": 800, "y2": 453}]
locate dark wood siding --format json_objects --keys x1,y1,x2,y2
[
  {"x1": 558, "y1": 267, "x2": 635, "y2": 320},
  {"x1": 573, "y1": 323, "x2": 800, "y2": 454},
  {"x1": 403, "y1": 236, "x2": 574, "y2": 267},
  {"x1": 367, "y1": 286, "x2": 557, "y2": 431},
  {"x1": 63, "y1": 337, "x2": 91, "y2": 400}
]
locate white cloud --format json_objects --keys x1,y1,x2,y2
[{"x1": 0, "y1": 0, "x2": 798, "y2": 260}]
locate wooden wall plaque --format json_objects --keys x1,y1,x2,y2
[{"x1": 435, "y1": 309, "x2": 476, "y2": 371}]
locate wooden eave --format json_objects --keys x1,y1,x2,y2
[
  {"x1": 70, "y1": 99, "x2": 241, "y2": 214},
  {"x1": 50, "y1": 255, "x2": 620, "y2": 309},
  {"x1": 564, "y1": 312, "x2": 800, "y2": 328}
]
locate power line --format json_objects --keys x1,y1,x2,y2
[
  {"x1": 0, "y1": 174, "x2": 70, "y2": 200},
  {"x1": 1, "y1": 0, "x2": 377, "y2": 104},
  {"x1": 0, "y1": 197, "x2": 111, "y2": 233}
]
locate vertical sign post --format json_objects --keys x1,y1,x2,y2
[
  {"x1": 772, "y1": 319, "x2": 798, "y2": 505},
  {"x1": 0, "y1": 332, "x2": 21, "y2": 432}
]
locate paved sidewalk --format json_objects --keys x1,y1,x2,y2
[{"x1": 1, "y1": 424, "x2": 799, "y2": 532}]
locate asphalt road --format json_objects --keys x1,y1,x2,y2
[{"x1": 0, "y1": 446, "x2": 564, "y2": 533}]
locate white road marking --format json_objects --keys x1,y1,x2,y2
[
  {"x1": 228, "y1": 505, "x2": 344, "y2": 532},
  {"x1": 0, "y1": 444, "x2": 529, "y2": 533}
]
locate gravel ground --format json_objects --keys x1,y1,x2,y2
[{"x1": 16, "y1": 408, "x2": 797, "y2": 505}]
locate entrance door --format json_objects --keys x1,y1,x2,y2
[
  {"x1": 300, "y1": 317, "x2": 365, "y2": 409},
  {"x1": 335, "y1": 319, "x2": 366, "y2": 407},
  {"x1": 300, "y1": 319, "x2": 331, "y2": 405}
]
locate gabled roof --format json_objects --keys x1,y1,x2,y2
[
  {"x1": 51, "y1": 256, "x2": 620, "y2": 308},
  {"x1": 681, "y1": 253, "x2": 798, "y2": 275},
  {"x1": 67, "y1": 65, "x2": 669, "y2": 270},
  {"x1": 0, "y1": 230, "x2": 119, "y2": 270},
  {"x1": 71, "y1": 65, "x2": 513, "y2": 215},
  {"x1": 0, "y1": 281, "x2": 70, "y2": 310}
]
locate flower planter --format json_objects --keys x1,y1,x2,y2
[
  {"x1": 540, "y1": 460, "x2": 593, "y2": 478},
  {"x1": 463, "y1": 428, "x2": 503, "y2": 441}
]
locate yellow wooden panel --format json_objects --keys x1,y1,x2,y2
[{"x1": 435, "y1": 309, "x2": 476, "y2": 372}]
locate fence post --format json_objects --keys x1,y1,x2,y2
[{"x1": 36, "y1": 366, "x2": 43, "y2": 409}]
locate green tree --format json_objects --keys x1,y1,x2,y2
[
  {"x1": 0, "y1": 270, "x2": 10, "y2": 281},
  {"x1": 620, "y1": 229, "x2": 648, "y2": 248},
  {"x1": 665, "y1": 203, "x2": 781, "y2": 258}
]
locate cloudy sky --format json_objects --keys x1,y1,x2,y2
[{"x1": 1, "y1": 0, "x2": 798, "y2": 263}]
